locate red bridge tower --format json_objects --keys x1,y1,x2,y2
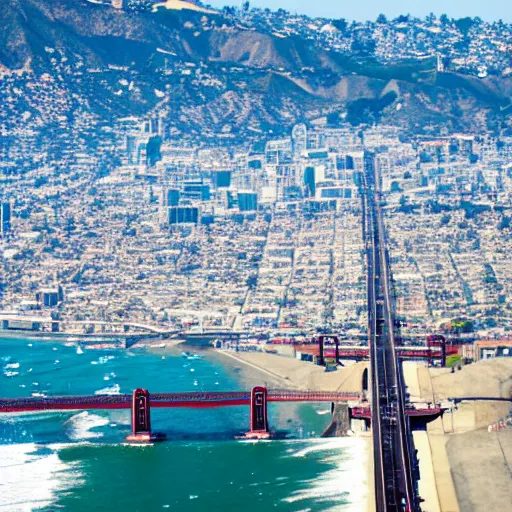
[
  {"x1": 244, "y1": 386, "x2": 270, "y2": 439},
  {"x1": 125, "y1": 388, "x2": 166, "y2": 443}
]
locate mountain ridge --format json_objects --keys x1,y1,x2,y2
[{"x1": 1, "y1": 0, "x2": 511, "y2": 140}]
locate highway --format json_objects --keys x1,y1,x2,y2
[{"x1": 363, "y1": 153, "x2": 419, "y2": 512}]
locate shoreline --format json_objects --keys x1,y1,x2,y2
[
  {"x1": 210, "y1": 349, "x2": 368, "y2": 393},
  {"x1": 211, "y1": 349, "x2": 294, "y2": 388}
]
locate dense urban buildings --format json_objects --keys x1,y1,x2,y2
[{"x1": 2, "y1": 115, "x2": 512, "y2": 343}]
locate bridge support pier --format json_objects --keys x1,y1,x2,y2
[
  {"x1": 244, "y1": 386, "x2": 270, "y2": 439},
  {"x1": 322, "y1": 403, "x2": 350, "y2": 436},
  {"x1": 125, "y1": 388, "x2": 166, "y2": 443}
]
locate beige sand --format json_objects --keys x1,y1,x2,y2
[
  {"x1": 426, "y1": 358, "x2": 512, "y2": 400},
  {"x1": 418, "y1": 358, "x2": 512, "y2": 512},
  {"x1": 215, "y1": 350, "x2": 367, "y2": 392},
  {"x1": 428, "y1": 434, "x2": 460, "y2": 512},
  {"x1": 447, "y1": 429, "x2": 512, "y2": 512}
]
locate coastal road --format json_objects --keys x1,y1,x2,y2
[{"x1": 363, "y1": 153, "x2": 419, "y2": 512}]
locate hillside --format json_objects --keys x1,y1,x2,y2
[{"x1": 1, "y1": 0, "x2": 511, "y2": 141}]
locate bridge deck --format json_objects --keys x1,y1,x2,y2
[{"x1": 0, "y1": 390, "x2": 361, "y2": 413}]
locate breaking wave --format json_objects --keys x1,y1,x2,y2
[
  {"x1": 283, "y1": 438, "x2": 368, "y2": 510},
  {"x1": 0, "y1": 443, "x2": 81, "y2": 511},
  {"x1": 64, "y1": 411, "x2": 110, "y2": 441},
  {"x1": 94, "y1": 383, "x2": 121, "y2": 395}
]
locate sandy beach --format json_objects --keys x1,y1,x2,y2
[{"x1": 213, "y1": 349, "x2": 368, "y2": 392}]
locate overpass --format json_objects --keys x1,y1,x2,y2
[{"x1": 297, "y1": 344, "x2": 453, "y2": 362}]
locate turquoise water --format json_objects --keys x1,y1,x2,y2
[{"x1": 0, "y1": 339, "x2": 368, "y2": 511}]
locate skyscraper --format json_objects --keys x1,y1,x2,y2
[{"x1": 0, "y1": 202, "x2": 11, "y2": 236}]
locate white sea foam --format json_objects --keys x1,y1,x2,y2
[
  {"x1": 283, "y1": 438, "x2": 368, "y2": 511},
  {"x1": 0, "y1": 443, "x2": 82, "y2": 511},
  {"x1": 64, "y1": 411, "x2": 109, "y2": 440},
  {"x1": 4, "y1": 371, "x2": 19, "y2": 377},
  {"x1": 94, "y1": 383, "x2": 121, "y2": 395},
  {"x1": 5, "y1": 362, "x2": 20, "y2": 369}
]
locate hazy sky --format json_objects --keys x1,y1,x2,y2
[{"x1": 207, "y1": 0, "x2": 511, "y2": 23}]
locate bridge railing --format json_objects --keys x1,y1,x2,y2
[
  {"x1": 268, "y1": 390, "x2": 361, "y2": 402},
  {"x1": 0, "y1": 389, "x2": 363, "y2": 413},
  {"x1": 0, "y1": 394, "x2": 132, "y2": 412}
]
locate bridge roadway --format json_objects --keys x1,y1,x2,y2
[
  {"x1": 364, "y1": 154, "x2": 419, "y2": 512},
  {"x1": 298, "y1": 345, "x2": 451, "y2": 360},
  {"x1": 0, "y1": 390, "x2": 360, "y2": 413}
]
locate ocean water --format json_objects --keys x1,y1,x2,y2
[{"x1": 0, "y1": 339, "x2": 368, "y2": 511}]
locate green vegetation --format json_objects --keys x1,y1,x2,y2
[
  {"x1": 449, "y1": 319, "x2": 474, "y2": 333},
  {"x1": 346, "y1": 91, "x2": 398, "y2": 126},
  {"x1": 446, "y1": 354, "x2": 462, "y2": 367}
]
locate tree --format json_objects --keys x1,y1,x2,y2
[
  {"x1": 454, "y1": 17, "x2": 474, "y2": 35},
  {"x1": 127, "y1": 0, "x2": 152, "y2": 12},
  {"x1": 440, "y1": 14, "x2": 449, "y2": 25},
  {"x1": 351, "y1": 37, "x2": 376, "y2": 56},
  {"x1": 376, "y1": 14, "x2": 387, "y2": 24},
  {"x1": 394, "y1": 15, "x2": 409, "y2": 23},
  {"x1": 332, "y1": 18, "x2": 348, "y2": 34}
]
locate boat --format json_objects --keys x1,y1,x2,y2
[{"x1": 181, "y1": 351, "x2": 203, "y2": 360}]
